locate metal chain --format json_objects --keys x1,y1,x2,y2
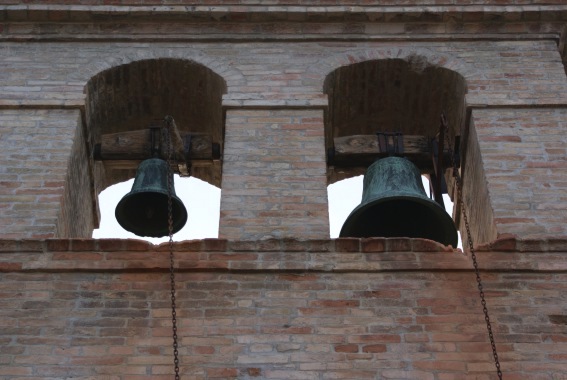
[
  {"x1": 165, "y1": 117, "x2": 181, "y2": 380},
  {"x1": 441, "y1": 114, "x2": 503, "y2": 379}
]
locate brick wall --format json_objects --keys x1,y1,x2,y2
[
  {"x1": 1, "y1": 237, "x2": 566, "y2": 379},
  {"x1": 1, "y1": 38, "x2": 566, "y2": 240},
  {"x1": 469, "y1": 108, "x2": 567, "y2": 239},
  {"x1": 0, "y1": 109, "x2": 94, "y2": 238},
  {"x1": 221, "y1": 109, "x2": 329, "y2": 240}
]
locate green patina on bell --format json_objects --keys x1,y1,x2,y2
[
  {"x1": 115, "y1": 158, "x2": 188, "y2": 238},
  {"x1": 340, "y1": 156, "x2": 458, "y2": 247}
]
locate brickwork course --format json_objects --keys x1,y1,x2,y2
[{"x1": 0, "y1": 2, "x2": 566, "y2": 379}]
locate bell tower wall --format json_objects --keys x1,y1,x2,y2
[{"x1": 0, "y1": 3, "x2": 567, "y2": 380}]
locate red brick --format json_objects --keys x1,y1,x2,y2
[
  {"x1": 489, "y1": 234, "x2": 517, "y2": 251},
  {"x1": 361, "y1": 238, "x2": 386, "y2": 252},
  {"x1": 281, "y1": 238, "x2": 308, "y2": 252},
  {"x1": 98, "y1": 239, "x2": 126, "y2": 251},
  {"x1": 261, "y1": 326, "x2": 313, "y2": 334},
  {"x1": 52, "y1": 252, "x2": 102, "y2": 261},
  {"x1": 334, "y1": 344, "x2": 359, "y2": 353},
  {"x1": 335, "y1": 238, "x2": 360, "y2": 252},
  {"x1": 348, "y1": 335, "x2": 402, "y2": 344},
  {"x1": 0, "y1": 240, "x2": 21, "y2": 252},
  {"x1": 209, "y1": 253, "x2": 258, "y2": 261},
  {"x1": 246, "y1": 368, "x2": 262, "y2": 377},
  {"x1": 304, "y1": 240, "x2": 332, "y2": 252},
  {"x1": 277, "y1": 273, "x2": 319, "y2": 282},
  {"x1": 256, "y1": 239, "x2": 282, "y2": 251},
  {"x1": 168, "y1": 240, "x2": 203, "y2": 251},
  {"x1": 17, "y1": 240, "x2": 45, "y2": 252},
  {"x1": 411, "y1": 238, "x2": 450, "y2": 252},
  {"x1": 123, "y1": 239, "x2": 152, "y2": 251},
  {"x1": 362, "y1": 344, "x2": 387, "y2": 353},
  {"x1": 70, "y1": 239, "x2": 98, "y2": 252},
  {"x1": 228, "y1": 240, "x2": 257, "y2": 251},
  {"x1": 194, "y1": 346, "x2": 215, "y2": 354},
  {"x1": 0, "y1": 262, "x2": 22, "y2": 271},
  {"x1": 46, "y1": 239, "x2": 70, "y2": 252},
  {"x1": 203, "y1": 239, "x2": 228, "y2": 251},
  {"x1": 386, "y1": 238, "x2": 412, "y2": 252},
  {"x1": 207, "y1": 368, "x2": 238, "y2": 378},
  {"x1": 309, "y1": 300, "x2": 359, "y2": 308}
]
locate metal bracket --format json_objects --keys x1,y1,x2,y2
[
  {"x1": 183, "y1": 134, "x2": 193, "y2": 174},
  {"x1": 149, "y1": 125, "x2": 162, "y2": 158},
  {"x1": 430, "y1": 138, "x2": 447, "y2": 208},
  {"x1": 376, "y1": 131, "x2": 404, "y2": 156}
]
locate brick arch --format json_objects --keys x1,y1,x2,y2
[
  {"x1": 306, "y1": 47, "x2": 475, "y2": 86},
  {"x1": 73, "y1": 47, "x2": 245, "y2": 88}
]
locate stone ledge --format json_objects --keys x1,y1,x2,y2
[
  {"x1": 0, "y1": 237, "x2": 565, "y2": 273},
  {"x1": 1, "y1": 5, "x2": 567, "y2": 23},
  {"x1": 475, "y1": 234, "x2": 567, "y2": 253},
  {"x1": 1, "y1": 237, "x2": 452, "y2": 253},
  {"x1": 1, "y1": 236, "x2": 566, "y2": 253}
]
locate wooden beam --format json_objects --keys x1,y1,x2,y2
[
  {"x1": 334, "y1": 134, "x2": 429, "y2": 155},
  {"x1": 331, "y1": 134, "x2": 452, "y2": 172},
  {"x1": 96, "y1": 129, "x2": 214, "y2": 161}
]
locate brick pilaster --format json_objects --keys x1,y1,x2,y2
[
  {"x1": 467, "y1": 108, "x2": 567, "y2": 240},
  {"x1": 0, "y1": 109, "x2": 94, "y2": 239},
  {"x1": 220, "y1": 109, "x2": 329, "y2": 240}
]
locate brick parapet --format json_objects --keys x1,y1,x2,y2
[{"x1": 1, "y1": 237, "x2": 566, "y2": 273}]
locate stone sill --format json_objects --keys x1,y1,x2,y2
[
  {"x1": 0, "y1": 236, "x2": 565, "y2": 273},
  {"x1": 1, "y1": 5, "x2": 567, "y2": 23}
]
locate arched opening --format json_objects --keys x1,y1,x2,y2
[
  {"x1": 85, "y1": 58, "x2": 226, "y2": 238},
  {"x1": 324, "y1": 57, "x2": 467, "y2": 246}
]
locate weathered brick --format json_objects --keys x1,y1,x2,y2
[{"x1": 0, "y1": 3, "x2": 565, "y2": 380}]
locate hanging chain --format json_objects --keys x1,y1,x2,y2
[
  {"x1": 165, "y1": 116, "x2": 181, "y2": 380},
  {"x1": 441, "y1": 114, "x2": 502, "y2": 379}
]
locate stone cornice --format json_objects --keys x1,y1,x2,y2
[
  {"x1": 1, "y1": 5, "x2": 567, "y2": 23},
  {"x1": 1, "y1": 5, "x2": 565, "y2": 42}
]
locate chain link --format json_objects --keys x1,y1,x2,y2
[
  {"x1": 441, "y1": 114, "x2": 502, "y2": 379},
  {"x1": 165, "y1": 117, "x2": 181, "y2": 380}
]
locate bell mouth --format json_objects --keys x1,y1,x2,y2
[
  {"x1": 339, "y1": 194, "x2": 458, "y2": 247},
  {"x1": 115, "y1": 192, "x2": 188, "y2": 238}
]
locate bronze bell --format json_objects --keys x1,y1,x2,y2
[
  {"x1": 340, "y1": 156, "x2": 458, "y2": 246},
  {"x1": 115, "y1": 158, "x2": 188, "y2": 238}
]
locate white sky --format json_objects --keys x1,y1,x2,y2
[{"x1": 93, "y1": 175, "x2": 461, "y2": 248}]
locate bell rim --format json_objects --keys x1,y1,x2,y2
[
  {"x1": 115, "y1": 192, "x2": 188, "y2": 238},
  {"x1": 339, "y1": 194, "x2": 458, "y2": 247}
]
